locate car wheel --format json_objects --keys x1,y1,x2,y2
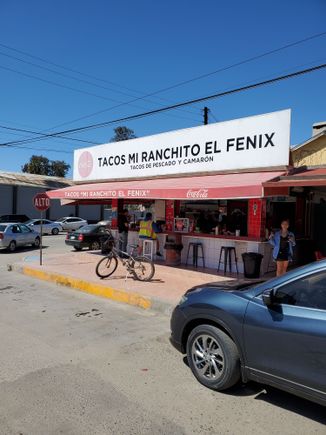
[
  {"x1": 89, "y1": 241, "x2": 100, "y2": 250},
  {"x1": 74, "y1": 246, "x2": 82, "y2": 251},
  {"x1": 52, "y1": 228, "x2": 59, "y2": 235},
  {"x1": 32, "y1": 237, "x2": 40, "y2": 248},
  {"x1": 186, "y1": 325, "x2": 240, "y2": 391},
  {"x1": 8, "y1": 240, "x2": 16, "y2": 252}
]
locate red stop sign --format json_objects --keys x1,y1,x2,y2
[{"x1": 33, "y1": 193, "x2": 50, "y2": 211}]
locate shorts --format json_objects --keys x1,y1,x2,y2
[{"x1": 276, "y1": 251, "x2": 290, "y2": 261}]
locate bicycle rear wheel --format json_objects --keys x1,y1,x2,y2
[
  {"x1": 96, "y1": 255, "x2": 118, "y2": 279},
  {"x1": 132, "y1": 256, "x2": 155, "y2": 281}
]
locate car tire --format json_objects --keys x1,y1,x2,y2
[
  {"x1": 52, "y1": 228, "x2": 59, "y2": 235},
  {"x1": 74, "y1": 246, "x2": 82, "y2": 251},
  {"x1": 186, "y1": 325, "x2": 240, "y2": 391},
  {"x1": 32, "y1": 237, "x2": 40, "y2": 248},
  {"x1": 89, "y1": 241, "x2": 100, "y2": 250},
  {"x1": 8, "y1": 240, "x2": 16, "y2": 252}
]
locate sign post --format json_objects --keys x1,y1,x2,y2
[{"x1": 33, "y1": 193, "x2": 51, "y2": 266}]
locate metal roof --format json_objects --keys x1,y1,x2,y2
[
  {"x1": 0, "y1": 171, "x2": 74, "y2": 189},
  {"x1": 291, "y1": 130, "x2": 326, "y2": 152}
]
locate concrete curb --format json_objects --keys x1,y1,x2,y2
[{"x1": 16, "y1": 265, "x2": 174, "y2": 315}]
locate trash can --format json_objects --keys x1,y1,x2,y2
[
  {"x1": 242, "y1": 252, "x2": 263, "y2": 278},
  {"x1": 164, "y1": 242, "x2": 183, "y2": 266}
]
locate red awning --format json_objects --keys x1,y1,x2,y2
[
  {"x1": 47, "y1": 171, "x2": 284, "y2": 201},
  {"x1": 263, "y1": 168, "x2": 326, "y2": 188}
]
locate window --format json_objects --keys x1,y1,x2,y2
[
  {"x1": 33, "y1": 220, "x2": 41, "y2": 225},
  {"x1": 20, "y1": 224, "x2": 32, "y2": 233},
  {"x1": 275, "y1": 271, "x2": 326, "y2": 310},
  {"x1": 11, "y1": 225, "x2": 21, "y2": 233}
]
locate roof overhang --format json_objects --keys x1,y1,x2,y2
[{"x1": 47, "y1": 171, "x2": 284, "y2": 202}]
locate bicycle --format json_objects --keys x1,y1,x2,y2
[{"x1": 95, "y1": 239, "x2": 155, "y2": 282}]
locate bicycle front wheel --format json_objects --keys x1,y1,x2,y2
[
  {"x1": 132, "y1": 256, "x2": 155, "y2": 281},
  {"x1": 96, "y1": 255, "x2": 118, "y2": 279}
]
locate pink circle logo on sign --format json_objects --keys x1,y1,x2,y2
[{"x1": 78, "y1": 151, "x2": 93, "y2": 178}]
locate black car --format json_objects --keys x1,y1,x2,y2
[
  {"x1": 170, "y1": 260, "x2": 326, "y2": 406},
  {"x1": 65, "y1": 224, "x2": 108, "y2": 251},
  {"x1": 0, "y1": 214, "x2": 30, "y2": 223}
]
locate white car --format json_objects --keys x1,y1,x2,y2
[
  {"x1": 55, "y1": 217, "x2": 88, "y2": 231},
  {"x1": 26, "y1": 219, "x2": 62, "y2": 235}
]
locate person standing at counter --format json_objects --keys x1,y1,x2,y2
[
  {"x1": 269, "y1": 219, "x2": 296, "y2": 277},
  {"x1": 138, "y1": 212, "x2": 161, "y2": 256},
  {"x1": 118, "y1": 209, "x2": 129, "y2": 254}
]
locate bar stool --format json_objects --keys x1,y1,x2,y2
[
  {"x1": 186, "y1": 242, "x2": 205, "y2": 268},
  {"x1": 142, "y1": 239, "x2": 157, "y2": 260},
  {"x1": 217, "y1": 246, "x2": 239, "y2": 275}
]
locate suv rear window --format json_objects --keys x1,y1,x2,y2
[{"x1": 0, "y1": 214, "x2": 30, "y2": 223}]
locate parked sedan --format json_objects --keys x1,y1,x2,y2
[
  {"x1": 55, "y1": 217, "x2": 87, "y2": 231},
  {"x1": 0, "y1": 214, "x2": 30, "y2": 223},
  {"x1": 0, "y1": 223, "x2": 40, "y2": 252},
  {"x1": 26, "y1": 219, "x2": 62, "y2": 235},
  {"x1": 170, "y1": 260, "x2": 326, "y2": 406},
  {"x1": 65, "y1": 224, "x2": 108, "y2": 251}
]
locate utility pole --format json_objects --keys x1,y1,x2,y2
[{"x1": 203, "y1": 107, "x2": 209, "y2": 125}]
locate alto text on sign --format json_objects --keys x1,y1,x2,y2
[{"x1": 33, "y1": 193, "x2": 50, "y2": 211}]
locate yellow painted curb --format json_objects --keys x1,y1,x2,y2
[{"x1": 22, "y1": 266, "x2": 152, "y2": 310}]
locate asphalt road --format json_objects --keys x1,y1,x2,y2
[
  {"x1": 0, "y1": 232, "x2": 69, "y2": 268},
  {"x1": 0, "y1": 237, "x2": 325, "y2": 434}
]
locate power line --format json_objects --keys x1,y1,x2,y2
[
  {"x1": 2, "y1": 62, "x2": 325, "y2": 148},
  {"x1": 2, "y1": 30, "x2": 324, "y2": 145},
  {"x1": 36, "y1": 30, "x2": 326, "y2": 130},
  {"x1": 0, "y1": 124, "x2": 100, "y2": 145},
  {"x1": 0, "y1": 48, "x2": 199, "y2": 117}
]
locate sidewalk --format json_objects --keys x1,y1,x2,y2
[{"x1": 14, "y1": 250, "x2": 245, "y2": 314}]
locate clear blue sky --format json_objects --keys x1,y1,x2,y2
[{"x1": 0, "y1": 0, "x2": 325, "y2": 176}]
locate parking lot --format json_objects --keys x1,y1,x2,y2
[
  {"x1": 0, "y1": 232, "x2": 68, "y2": 268},
  {"x1": 0, "y1": 264, "x2": 325, "y2": 434},
  {"x1": 0, "y1": 234, "x2": 325, "y2": 434}
]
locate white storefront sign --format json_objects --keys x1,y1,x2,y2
[{"x1": 73, "y1": 109, "x2": 291, "y2": 181}]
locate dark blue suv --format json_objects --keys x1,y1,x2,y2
[{"x1": 170, "y1": 260, "x2": 326, "y2": 406}]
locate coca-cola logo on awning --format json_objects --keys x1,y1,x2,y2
[
  {"x1": 186, "y1": 189, "x2": 208, "y2": 198},
  {"x1": 78, "y1": 151, "x2": 93, "y2": 178}
]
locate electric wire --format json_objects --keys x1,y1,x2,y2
[
  {"x1": 1, "y1": 62, "x2": 325, "y2": 148},
  {"x1": 2, "y1": 30, "x2": 324, "y2": 145},
  {"x1": 35, "y1": 30, "x2": 326, "y2": 130},
  {"x1": 0, "y1": 41, "x2": 200, "y2": 116}
]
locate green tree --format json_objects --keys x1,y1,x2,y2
[
  {"x1": 111, "y1": 126, "x2": 136, "y2": 142},
  {"x1": 49, "y1": 160, "x2": 71, "y2": 177},
  {"x1": 21, "y1": 155, "x2": 50, "y2": 176},
  {"x1": 22, "y1": 155, "x2": 70, "y2": 177}
]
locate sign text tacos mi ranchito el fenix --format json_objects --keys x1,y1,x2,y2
[{"x1": 73, "y1": 109, "x2": 291, "y2": 181}]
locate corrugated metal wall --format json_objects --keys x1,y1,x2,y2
[
  {"x1": 16, "y1": 186, "x2": 46, "y2": 218},
  {"x1": 0, "y1": 184, "x2": 102, "y2": 222},
  {"x1": 79, "y1": 204, "x2": 102, "y2": 222},
  {"x1": 48, "y1": 199, "x2": 75, "y2": 220},
  {"x1": 0, "y1": 185, "x2": 13, "y2": 214}
]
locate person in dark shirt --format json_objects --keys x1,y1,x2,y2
[
  {"x1": 118, "y1": 209, "x2": 129, "y2": 253},
  {"x1": 269, "y1": 219, "x2": 296, "y2": 277}
]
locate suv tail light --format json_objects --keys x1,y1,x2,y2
[
  {"x1": 0, "y1": 233, "x2": 3, "y2": 240},
  {"x1": 78, "y1": 234, "x2": 84, "y2": 241}
]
